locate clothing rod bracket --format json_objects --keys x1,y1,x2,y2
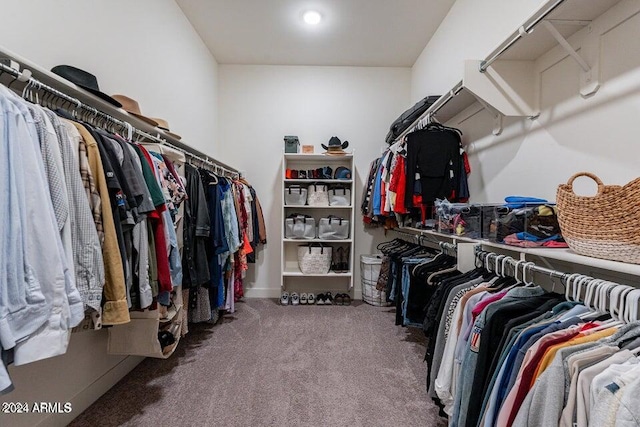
[
  {"x1": 474, "y1": 96, "x2": 503, "y2": 136},
  {"x1": 541, "y1": 20, "x2": 600, "y2": 97}
]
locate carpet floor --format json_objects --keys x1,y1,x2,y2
[{"x1": 70, "y1": 299, "x2": 447, "y2": 427}]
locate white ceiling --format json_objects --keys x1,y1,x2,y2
[{"x1": 175, "y1": 0, "x2": 457, "y2": 67}]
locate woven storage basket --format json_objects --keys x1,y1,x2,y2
[
  {"x1": 556, "y1": 172, "x2": 640, "y2": 264},
  {"x1": 360, "y1": 255, "x2": 392, "y2": 307}
]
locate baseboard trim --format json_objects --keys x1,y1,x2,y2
[
  {"x1": 36, "y1": 355, "x2": 145, "y2": 427},
  {"x1": 244, "y1": 288, "x2": 362, "y2": 300},
  {"x1": 244, "y1": 288, "x2": 281, "y2": 299}
]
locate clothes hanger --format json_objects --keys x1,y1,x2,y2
[
  {"x1": 578, "y1": 278, "x2": 622, "y2": 330},
  {"x1": 597, "y1": 281, "x2": 617, "y2": 316},
  {"x1": 426, "y1": 263, "x2": 460, "y2": 285},
  {"x1": 425, "y1": 118, "x2": 463, "y2": 137},
  {"x1": 500, "y1": 256, "x2": 512, "y2": 279},
  {"x1": 583, "y1": 278, "x2": 601, "y2": 312},
  {"x1": 209, "y1": 170, "x2": 219, "y2": 184},
  {"x1": 6, "y1": 68, "x2": 22, "y2": 91},
  {"x1": 565, "y1": 273, "x2": 584, "y2": 303},
  {"x1": 377, "y1": 239, "x2": 400, "y2": 252},
  {"x1": 624, "y1": 289, "x2": 640, "y2": 323},
  {"x1": 20, "y1": 78, "x2": 32, "y2": 101},
  {"x1": 512, "y1": 259, "x2": 525, "y2": 285},
  {"x1": 574, "y1": 275, "x2": 592, "y2": 304},
  {"x1": 486, "y1": 254, "x2": 506, "y2": 285},
  {"x1": 611, "y1": 285, "x2": 634, "y2": 322}
]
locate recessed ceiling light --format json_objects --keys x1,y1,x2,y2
[{"x1": 303, "y1": 10, "x2": 322, "y2": 25}]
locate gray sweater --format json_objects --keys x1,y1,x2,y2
[{"x1": 513, "y1": 323, "x2": 640, "y2": 427}]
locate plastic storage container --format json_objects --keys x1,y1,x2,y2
[
  {"x1": 435, "y1": 202, "x2": 482, "y2": 238},
  {"x1": 489, "y1": 204, "x2": 561, "y2": 242}
]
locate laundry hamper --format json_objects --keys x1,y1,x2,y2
[
  {"x1": 360, "y1": 255, "x2": 392, "y2": 307},
  {"x1": 556, "y1": 172, "x2": 640, "y2": 264}
]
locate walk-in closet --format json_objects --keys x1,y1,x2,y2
[{"x1": 2, "y1": 1, "x2": 640, "y2": 426}]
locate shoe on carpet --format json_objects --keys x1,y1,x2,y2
[
  {"x1": 335, "y1": 294, "x2": 344, "y2": 305},
  {"x1": 324, "y1": 292, "x2": 334, "y2": 305},
  {"x1": 307, "y1": 293, "x2": 316, "y2": 305},
  {"x1": 341, "y1": 293, "x2": 352, "y2": 306},
  {"x1": 316, "y1": 293, "x2": 325, "y2": 305},
  {"x1": 291, "y1": 292, "x2": 300, "y2": 305},
  {"x1": 300, "y1": 293, "x2": 308, "y2": 305},
  {"x1": 342, "y1": 294, "x2": 351, "y2": 305},
  {"x1": 280, "y1": 292, "x2": 289, "y2": 305}
]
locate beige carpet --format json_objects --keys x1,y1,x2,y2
[{"x1": 70, "y1": 299, "x2": 446, "y2": 427}]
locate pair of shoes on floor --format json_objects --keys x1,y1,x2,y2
[
  {"x1": 299, "y1": 293, "x2": 315, "y2": 305},
  {"x1": 334, "y1": 293, "x2": 352, "y2": 305},
  {"x1": 280, "y1": 292, "x2": 316, "y2": 305},
  {"x1": 330, "y1": 247, "x2": 350, "y2": 273},
  {"x1": 316, "y1": 292, "x2": 334, "y2": 305}
]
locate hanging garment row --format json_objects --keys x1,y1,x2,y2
[
  {"x1": 0, "y1": 82, "x2": 266, "y2": 394},
  {"x1": 362, "y1": 120, "x2": 470, "y2": 228},
  {"x1": 375, "y1": 238, "x2": 462, "y2": 328},
  {"x1": 421, "y1": 249, "x2": 640, "y2": 427}
]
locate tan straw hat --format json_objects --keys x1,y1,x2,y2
[
  {"x1": 150, "y1": 117, "x2": 182, "y2": 140},
  {"x1": 112, "y1": 94, "x2": 159, "y2": 126}
]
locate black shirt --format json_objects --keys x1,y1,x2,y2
[
  {"x1": 405, "y1": 128, "x2": 462, "y2": 207},
  {"x1": 182, "y1": 164, "x2": 211, "y2": 288}
]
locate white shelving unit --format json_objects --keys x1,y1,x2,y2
[{"x1": 281, "y1": 152, "x2": 356, "y2": 294}]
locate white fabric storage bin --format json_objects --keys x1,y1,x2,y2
[
  {"x1": 284, "y1": 214, "x2": 316, "y2": 239},
  {"x1": 284, "y1": 185, "x2": 307, "y2": 206},
  {"x1": 318, "y1": 216, "x2": 349, "y2": 240},
  {"x1": 328, "y1": 186, "x2": 351, "y2": 206},
  {"x1": 297, "y1": 243, "x2": 332, "y2": 274},
  {"x1": 307, "y1": 183, "x2": 329, "y2": 206}
]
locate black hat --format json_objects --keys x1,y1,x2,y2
[
  {"x1": 321, "y1": 136, "x2": 349, "y2": 154},
  {"x1": 51, "y1": 65, "x2": 122, "y2": 108}
]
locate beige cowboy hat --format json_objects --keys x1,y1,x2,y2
[
  {"x1": 150, "y1": 117, "x2": 182, "y2": 140},
  {"x1": 111, "y1": 94, "x2": 159, "y2": 127}
]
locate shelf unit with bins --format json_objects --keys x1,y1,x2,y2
[{"x1": 281, "y1": 152, "x2": 355, "y2": 294}]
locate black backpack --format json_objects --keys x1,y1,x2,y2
[{"x1": 385, "y1": 95, "x2": 440, "y2": 144}]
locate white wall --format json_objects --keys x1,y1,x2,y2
[
  {"x1": 218, "y1": 65, "x2": 411, "y2": 298},
  {"x1": 0, "y1": 0, "x2": 219, "y2": 157},
  {"x1": 411, "y1": 0, "x2": 640, "y2": 206},
  {"x1": 0, "y1": 1, "x2": 220, "y2": 426},
  {"x1": 411, "y1": 0, "x2": 545, "y2": 101}
]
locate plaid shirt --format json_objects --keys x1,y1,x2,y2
[
  {"x1": 62, "y1": 119, "x2": 104, "y2": 245},
  {"x1": 48, "y1": 112, "x2": 104, "y2": 314}
]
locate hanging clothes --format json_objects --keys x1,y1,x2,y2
[
  {"x1": 0, "y1": 86, "x2": 90, "y2": 392},
  {"x1": 0, "y1": 75, "x2": 268, "y2": 393},
  {"x1": 71, "y1": 122, "x2": 129, "y2": 325},
  {"x1": 363, "y1": 123, "x2": 469, "y2": 229},
  {"x1": 414, "y1": 252, "x2": 640, "y2": 427}
]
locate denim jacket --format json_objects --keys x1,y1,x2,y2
[{"x1": 6, "y1": 95, "x2": 78, "y2": 366}]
